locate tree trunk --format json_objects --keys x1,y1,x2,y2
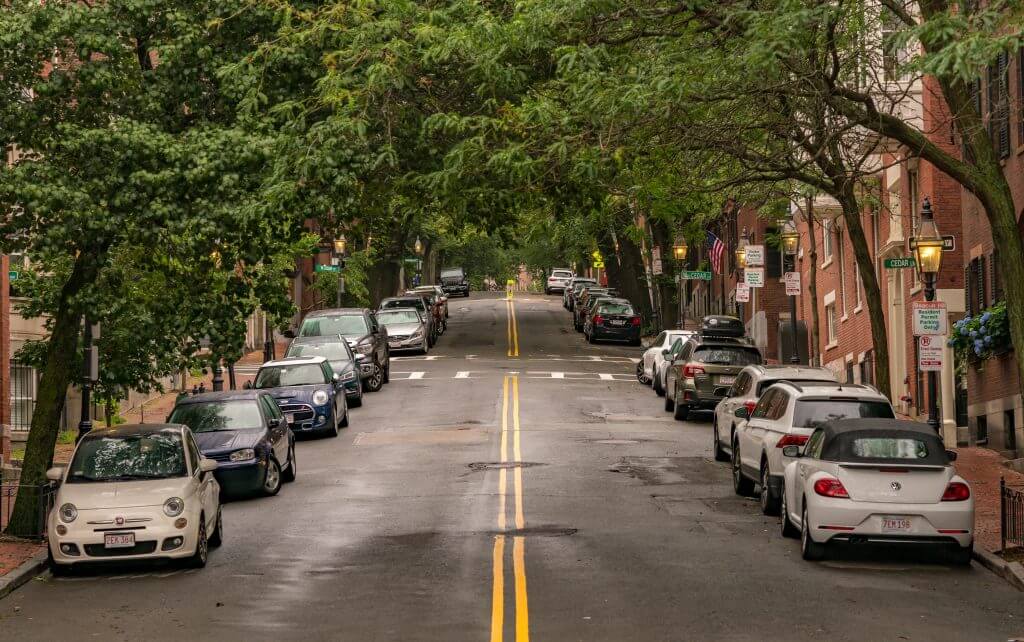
[
  {"x1": 600, "y1": 231, "x2": 653, "y2": 323},
  {"x1": 6, "y1": 257, "x2": 95, "y2": 536},
  {"x1": 804, "y1": 199, "x2": 821, "y2": 365},
  {"x1": 650, "y1": 220, "x2": 680, "y2": 329}
]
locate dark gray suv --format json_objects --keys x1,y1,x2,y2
[{"x1": 287, "y1": 308, "x2": 390, "y2": 392}]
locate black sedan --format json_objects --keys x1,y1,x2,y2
[
  {"x1": 584, "y1": 299, "x2": 642, "y2": 345},
  {"x1": 167, "y1": 390, "x2": 296, "y2": 497}
]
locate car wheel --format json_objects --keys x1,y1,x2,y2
[
  {"x1": 630, "y1": 337, "x2": 642, "y2": 347},
  {"x1": 673, "y1": 400, "x2": 689, "y2": 421},
  {"x1": 420, "y1": 339, "x2": 429, "y2": 355},
  {"x1": 664, "y1": 387, "x2": 675, "y2": 412},
  {"x1": 382, "y1": 358, "x2": 390, "y2": 384},
  {"x1": 339, "y1": 406, "x2": 349, "y2": 428},
  {"x1": 636, "y1": 362, "x2": 649, "y2": 384},
  {"x1": 949, "y1": 543, "x2": 973, "y2": 566},
  {"x1": 732, "y1": 442, "x2": 755, "y2": 496},
  {"x1": 713, "y1": 422, "x2": 729, "y2": 462},
  {"x1": 760, "y1": 461, "x2": 781, "y2": 516},
  {"x1": 187, "y1": 516, "x2": 209, "y2": 568},
  {"x1": 282, "y1": 443, "x2": 297, "y2": 482},
  {"x1": 365, "y1": 361, "x2": 384, "y2": 392},
  {"x1": 262, "y1": 458, "x2": 282, "y2": 496},
  {"x1": 780, "y1": 487, "x2": 799, "y2": 538},
  {"x1": 653, "y1": 371, "x2": 665, "y2": 397},
  {"x1": 801, "y1": 505, "x2": 827, "y2": 561},
  {"x1": 349, "y1": 389, "x2": 363, "y2": 408},
  {"x1": 208, "y1": 509, "x2": 224, "y2": 548},
  {"x1": 586, "y1": 331, "x2": 595, "y2": 344}
]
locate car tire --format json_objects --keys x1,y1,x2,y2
[
  {"x1": 801, "y1": 505, "x2": 827, "y2": 561},
  {"x1": 48, "y1": 549, "x2": 72, "y2": 577},
  {"x1": 282, "y1": 443, "x2": 297, "y2": 482},
  {"x1": 365, "y1": 360, "x2": 384, "y2": 392},
  {"x1": 349, "y1": 389, "x2": 363, "y2": 408},
  {"x1": 382, "y1": 358, "x2": 390, "y2": 384},
  {"x1": 673, "y1": 401, "x2": 689, "y2": 421},
  {"x1": 653, "y1": 372, "x2": 665, "y2": 397},
  {"x1": 949, "y1": 543, "x2": 973, "y2": 566},
  {"x1": 630, "y1": 338, "x2": 642, "y2": 347},
  {"x1": 208, "y1": 509, "x2": 223, "y2": 548},
  {"x1": 780, "y1": 487, "x2": 799, "y2": 538},
  {"x1": 339, "y1": 407, "x2": 349, "y2": 428},
  {"x1": 262, "y1": 458, "x2": 283, "y2": 496},
  {"x1": 636, "y1": 362, "x2": 649, "y2": 385},
  {"x1": 732, "y1": 442, "x2": 755, "y2": 496},
  {"x1": 760, "y1": 461, "x2": 781, "y2": 516},
  {"x1": 586, "y1": 331, "x2": 595, "y2": 344},
  {"x1": 420, "y1": 339, "x2": 429, "y2": 355},
  {"x1": 713, "y1": 422, "x2": 729, "y2": 462},
  {"x1": 187, "y1": 516, "x2": 209, "y2": 568},
  {"x1": 664, "y1": 388, "x2": 675, "y2": 412}
]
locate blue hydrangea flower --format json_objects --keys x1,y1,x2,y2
[
  {"x1": 975, "y1": 339, "x2": 984, "y2": 349},
  {"x1": 982, "y1": 312, "x2": 992, "y2": 323},
  {"x1": 960, "y1": 326, "x2": 970, "y2": 336},
  {"x1": 985, "y1": 335, "x2": 993, "y2": 344},
  {"x1": 970, "y1": 330, "x2": 978, "y2": 338}
]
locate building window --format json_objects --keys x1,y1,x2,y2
[
  {"x1": 860, "y1": 350, "x2": 874, "y2": 386},
  {"x1": 988, "y1": 53, "x2": 1010, "y2": 158},
  {"x1": 838, "y1": 229, "x2": 847, "y2": 316},
  {"x1": 826, "y1": 303, "x2": 837, "y2": 345},
  {"x1": 880, "y1": 8, "x2": 902, "y2": 82},
  {"x1": 822, "y1": 219, "x2": 833, "y2": 261},
  {"x1": 854, "y1": 258, "x2": 863, "y2": 308},
  {"x1": 908, "y1": 170, "x2": 919, "y2": 236},
  {"x1": 10, "y1": 363, "x2": 36, "y2": 431}
]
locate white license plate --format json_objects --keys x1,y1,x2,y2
[
  {"x1": 608, "y1": 320, "x2": 626, "y2": 326},
  {"x1": 718, "y1": 376, "x2": 735, "y2": 385},
  {"x1": 104, "y1": 532, "x2": 135, "y2": 549},
  {"x1": 881, "y1": 516, "x2": 912, "y2": 532},
  {"x1": 285, "y1": 413, "x2": 296, "y2": 424}
]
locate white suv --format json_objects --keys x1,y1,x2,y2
[
  {"x1": 731, "y1": 382, "x2": 894, "y2": 516},
  {"x1": 712, "y1": 365, "x2": 838, "y2": 463},
  {"x1": 639, "y1": 330, "x2": 694, "y2": 389},
  {"x1": 545, "y1": 269, "x2": 574, "y2": 294}
]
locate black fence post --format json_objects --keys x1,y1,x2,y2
[{"x1": 1001, "y1": 476, "x2": 1007, "y2": 553}]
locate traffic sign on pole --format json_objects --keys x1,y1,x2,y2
[
  {"x1": 735, "y1": 282, "x2": 750, "y2": 303},
  {"x1": 784, "y1": 272, "x2": 800, "y2": 296},
  {"x1": 744, "y1": 267, "x2": 765, "y2": 288},
  {"x1": 744, "y1": 245, "x2": 765, "y2": 267},
  {"x1": 884, "y1": 257, "x2": 917, "y2": 269},
  {"x1": 918, "y1": 335, "x2": 944, "y2": 371},
  {"x1": 912, "y1": 301, "x2": 947, "y2": 336}
]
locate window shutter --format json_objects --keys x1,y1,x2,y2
[
  {"x1": 999, "y1": 52, "x2": 1010, "y2": 158},
  {"x1": 988, "y1": 64, "x2": 997, "y2": 145},
  {"x1": 965, "y1": 264, "x2": 973, "y2": 316},
  {"x1": 977, "y1": 256, "x2": 987, "y2": 313},
  {"x1": 992, "y1": 250, "x2": 1003, "y2": 303}
]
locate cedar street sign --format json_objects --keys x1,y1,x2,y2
[
  {"x1": 8, "y1": 270, "x2": 17, "y2": 282},
  {"x1": 917, "y1": 335, "x2": 944, "y2": 372},
  {"x1": 315, "y1": 264, "x2": 341, "y2": 273},
  {"x1": 744, "y1": 267, "x2": 765, "y2": 287},
  {"x1": 884, "y1": 257, "x2": 917, "y2": 269},
  {"x1": 908, "y1": 235, "x2": 955, "y2": 252},
  {"x1": 784, "y1": 271, "x2": 800, "y2": 296},
  {"x1": 912, "y1": 301, "x2": 947, "y2": 336},
  {"x1": 735, "y1": 282, "x2": 750, "y2": 303},
  {"x1": 681, "y1": 270, "x2": 712, "y2": 280},
  {"x1": 744, "y1": 245, "x2": 765, "y2": 267}
]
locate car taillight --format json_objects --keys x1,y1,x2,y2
[
  {"x1": 744, "y1": 401, "x2": 757, "y2": 416},
  {"x1": 942, "y1": 482, "x2": 971, "y2": 501},
  {"x1": 776, "y1": 434, "x2": 809, "y2": 448},
  {"x1": 682, "y1": 364, "x2": 705, "y2": 378},
  {"x1": 630, "y1": 316, "x2": 641, "y2": 326},
  {"x1": 592, "y1": 315, "x2": 604, "y2": 325},
  {"x1": 813, "y1": 477, "x2": 849, "y2": 498}
]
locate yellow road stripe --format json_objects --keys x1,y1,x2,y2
[
  {"x1": 512, "y1": 377, "x2": 524, "y2": 529},
  {"x1": 490, "y1": 535, "x2": 505, "y2": 642},
  {"x1": 505, "y1": 298, "x2": 519, "y2": 358},
  {"x1": 513, "y1": 536, "x2": 529, "y2": 642},
  {"x1": 493, "y1": 374, "x2": 529, "y2": 642},
  {"x1": 499, "y1": 376, "x2": 509, "y2": 530}
]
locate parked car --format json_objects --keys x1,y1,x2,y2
[
  {"x1": 712, "y1": 365, "x2": 838, "y2": 463},
  {"x1": 404, "y1": 289, "x2": 446, "y2": 335},
  {"x1": 584, "y1": 298, "x2": 642, "y2": 345},
  {"x1": 780, "y1": 418, "x2": 973, "y2": 564},
  {"x1": 565, "y1": 278, "x2": 597, "y2": 309},
  {"x1": 411, "y1": 285, "x2": 449, "y2": 318},
  {"x1": 439, "y1": 266, "x2": 469, "y2": 297},
  {"x1": 652, "y1": 334, "x2": 691, "y2": 396},
  {"x1": 545, "y1": 268, "x2": 574, "y2": 295},
  {"x1": 665, "y1": 317, "x2": 762, "y2": 420},
  {"x1": 377, "y1": 307, "x2": 430, "y2": 354},
  {"x1": 46, "y1": 424, "x2": 222, "y2": 573},
  {"x1": 381, "y1": 295, "x2": 437, "y2": 346},
  {"x1": 732, "y1": 381, "x2": 895, "y2": 516},
  {"x1": 168, "y1": 390, "x2": 296, "y2": 496},
  {"x1": 250, "y1": 356, "x2": 349, "y2": 437},
  {"x1": 284, "y1": 335, "x2": 364, "y2": 407},
  {"x1": 573, "y1": 287, "x2": 610, "y2": 331},
  {"x1": 290, "y1": 308, "x2": 389, "y2": 392},
  {"x1": 576, "y1": 293, "x2": 615, "y2": 333},
  {"x1": 639, "y1": 330, "x2": 694, "y2": 388}
]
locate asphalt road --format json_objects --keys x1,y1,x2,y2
[{"x1": 3, "y1": 292, "x2": 1023, "y2": 641}]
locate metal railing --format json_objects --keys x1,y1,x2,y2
[
  {"x1": 10, "y1": 362, "x2": 38, "y2": 432},
  {"x1": 0, "y1": 482, "x2": 56, "y2": 539},
  {"x1": 1000, "y1": 477, "x2": 1024, "y2": 552}
]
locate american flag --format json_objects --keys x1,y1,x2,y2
[{"x1": 707, "y1": 231, "x2": 725, "y2": 274}]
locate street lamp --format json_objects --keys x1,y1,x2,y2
[
  {"x1": 414, "y1": 236, "x2": 423, "y2": 256},
  {"x1": 734, "y1": 229, "x2": 749, "y2": 270},
  {"x1": 413, "y1": 236, "x2": 424, "y2": 287},
  {"x1": 672, "y1": 237, "x2": 688, "y2": 261},
  {"x1": 782, "y1": 219, "x2": 801, "y2": 364},
  {"x1": 331, "y1": 234, "x2": 348, "y2": 307},
  {"x1": 914, "y1": 197, "x2": 943, "y2": 435},
  {"x1": 672, "y1": 237, "x2": 688, "y2": 328},
  {"x1": 333, "y1": 234, "x2": 347, "y2": 256}
]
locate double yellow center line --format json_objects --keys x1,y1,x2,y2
[
  {"x1": 505, "y1": 295, "x2": 519, "y2": 358},
  {"x1": 491, "y1": 375, "x2": 529, "y2": 641}
]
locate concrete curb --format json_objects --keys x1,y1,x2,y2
[
  {"x1": 0, "y1": 550, "x2": 47, "y2": 601},
  {"x1": 973, "y1": 546, "x2": 1024, "y2": 591}
]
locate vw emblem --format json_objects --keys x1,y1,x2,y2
[
  {"x1": 115, "y1": 516, "x2": 125, "y2": 525},
  {"x1": 890, "y1": 481, "x2": 902, "y2": 492}
]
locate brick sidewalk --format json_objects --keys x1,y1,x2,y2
[
  {"x1": 0, "y1": 538, "x2": 43, "y2": 578},
  {"x1": 953, "y1": 446, "x2": 1024, "y2": 552}
]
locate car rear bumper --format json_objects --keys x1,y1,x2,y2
[
  {"x1": 590, "y1": 326, "x2": 641, "y2": 341},
  {"x1": 441, "y1": 284, "x2": 468, "y2": 295},
  {"x1": 677, "y1": 387, "x2": 725, "y2": 409},
  {"x1": 809, "y1": 497, "x2": 974, "y2": 548}
]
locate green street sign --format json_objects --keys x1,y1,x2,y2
[
  {"x1": 8, "y1": 270, "x2": 18, "y2": 282},
  {"x1": 884, "y1": 257, "x2": 916, "y2": 269},
  {"x1": 681, "y1": 270, "x2": 712, "y2": 281},
  {"x1": 315, "y1": 264, "x2": 341, "y2": 273}
]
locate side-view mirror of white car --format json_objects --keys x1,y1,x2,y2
[
  {"x1": 199, "y1": 458, "x2": 219, "y2": 473},
  {"x1": 45, "y1": 466, "x2": 65, "y2": 482},
  {"x1": 781, "y1": 445, "x2": 802, "y2": 458}
]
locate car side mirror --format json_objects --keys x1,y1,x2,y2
[
  {"x1": 268, "y1": 417, "x2": 282, "y2": 428},
  {"x1": 282, "y1": 329, "x2": 296, "y2": 339},
  {"x1": 734, "y1": 407, "x2": 749, "y2": 419},
  {"x1": 661, "y1": 349, "x2": 670, "y2": 357},
  {"x1": 199, "y1": 458, "x2": 219, "y2": 473},
  {"x1": 332, "y1": 373, "x2": 340, "y2": 382},
  {"x1": 46, "y1": 467, "x2": 65, "y2": 482},
  {"x1": 945, "y1": 449, "x2": 958, "y2": 462},
  {"x1": 243, "y1": 380, "x2": 253, "y2": 390},
  {"x1": 781, "y1": 445, "x2": 802, "y2": 458}
]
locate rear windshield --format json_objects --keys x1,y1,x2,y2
[
  {"x1": 793, "y1": 400, "x2": 895, "y2": 429},
  {"x1": 852, "y1": 437, "x2": 930, "y2": 460},
  {"x1": 382, "y1": 298, "x2": 425, "y2": 312},
  {"x1": 286, "y1": 341, "x2": 353, "y2": 362},
  {"x1": 552, "y1": 270, "x2": 573, "y2": 278},
  {"x1": 757, "y1": 378, "x2": 835, "y2": 396},
  {"x1": 378, "y1": 310, "x2": 422, "y2": 325},
  {"x1": 440, "y1": 269, "x2": 463, "y2": 278},
  {"x1": 692, "y1": 346, "x2": 762, "y2": 366},
  {"x1": 597, "y1": 302, "x2": 634, "y2": 315},
  {"x1": 299, "y1": 315, "x2": 368, "y2": 337}
]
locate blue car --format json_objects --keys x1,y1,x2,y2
[
  {"x1": 250, "y1": 356, "x2": 349, "y2": 437},
  {"x1": 167, "y1": 390, "x2": 296, "y2": 497}
]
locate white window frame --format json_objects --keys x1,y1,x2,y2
[
  {"x1": 10, "y1": 363, "x2": 37, "y2": 430},
  {"x1": 825, "y1": 301, "x2": 838, "y2": 348},
  {"x1": 854, "y1": 255, "x2": 863, "y2": 311},
  {"x1": 837, "y1": 229, "x2": 847, "y2": 318},
  {"x1": 821, "y1": 219, "x2": 833, "y2": 262}
]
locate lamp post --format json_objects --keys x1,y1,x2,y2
[
  {"x1": 734, "y1": 229, "x2": 749, "y2": 320},
  {"x1": 781, "y1": 219, "x2": 801, "y2": 364},
  {"x1": 77, "y1": 320, "x2": 99, "y2": 442},
  {"x1": 673, "y1": 237, "x2": 688, "y2": 328},
  {"x1": 913, "y1": 197, "x2": 944, "y2": 435},
  {"x1": 333, "y1": 234, "x2": 347, "y2": 306},
  {"x1": 413, "y1": 236, "x2": 424, "y2": 287}
]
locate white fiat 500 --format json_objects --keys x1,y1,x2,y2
[
  {"x1": 780, "y1": 419, "x2": 973, "y2": 564},
  {"x1": 46, "y1": 424, "x2": 222, "y2": 573}
]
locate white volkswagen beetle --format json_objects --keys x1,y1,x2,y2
[
  {"x1": 46, "y1": 423, "x2": 222, "y2": 573},
  {"x1": 780, "y1": 419, "x2": 973, "y2": 564}
]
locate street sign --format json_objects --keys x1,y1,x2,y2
[
  {"x1": 315, "y1": 264, "x2": 341, "y2": 273},
  {"x1": 593, "y1": 260, "x2": 605, "y2": 269},
  {"x1": 8, "y1": 270, "x2": 17, "y2": 282},
  {"x1": 652, "y1": 258, "x2": 663, "y2": 275},
  {"x1": 744, "y1": 267, "x2": 765, "y2": 288},
  {"x1": 735, "y1": 282, "x2": 750, "y2": 303},
  {"x1": 681, "y1": 270, "x2": 712, "y2": 281},
  {"x1": 884, "y1": 257, "x2": 917, "y2": 269},
  {"x1": 591, "y1": 250, "x2": 603, "y2": 260},
  {"x1": 784, "y1": 271, "x2": 800, "y2": 296},
  {"x1": 918, "y1": 335, "x2": 944, "y2": 372},
  {"x1": 744, "y1": 245, "x2": 765, "y2": 267},
  {"x1": 912, "y1": 301, "x2": 947, "y2": 336},
  {"x1": 652, "y1": 246, "x2": 661, "y2": 262},
  {"x1": 908, "y1": 235, "x2": 955, "y2": 252}
]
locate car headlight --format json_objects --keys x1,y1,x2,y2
[
  {"x1": 411, "y1": 329, "x2": 425, "y2": 339},
  {"x1": 59, "y1": 503, "x2": 77, "y2": 523},
  {"x1": 163, "y1": 497, "x2": 185, "y2": 517},
  {"x1": 341, "y1": 370, "x2": 356, "y2": 382},
  {"x1": 355, "y1": 341, "x2": 374, "y2": 355},
  {"x1": 230, "y1": 448, "x2": 255, "y2": 462},
  {"x1": 312, "y1": 390, "x2": 330, "y2": 406}
]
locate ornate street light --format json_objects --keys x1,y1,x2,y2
[
  {"x1": 781, "y1": 220, "x2": 800, "y2": 256},
  {"x1": 914, "y1": 197, "x2": 943, "y2": 436},
  {"x1": 734, "y1": 229, "x2": 749, "y2": 270},
  {"x1": 672, "y1": 237, "x2": 688, "y2": 261},
  {"x1": 414, "y1": 236, "x2": 424, "y2": 256},
  {"x1": 782, "y1": 219, "x2": 801, "y2": 364},
  {"x1": 333, "y1": 234, "x2": 347, "y2": 256}
]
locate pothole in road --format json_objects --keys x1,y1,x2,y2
[
  {"x1": 608, "y1": 456, "x2": 727, "y2": 486},
  {"x1": 486, "y1": 526, "x2": 578, "y2": 537},
  {"x1": 467, "y1": 461, "x2": 546, "y2": 471}
]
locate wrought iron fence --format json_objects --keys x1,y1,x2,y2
[
  {"x1": 10, "y1": 362, "x2": 38, "y2": 432},
  {"x1": 0, "y1": 481, "x2": 56, "y2": 539},
  {"x1": 1000, "y1": 477, "x2": 1024, "y2": 552}
]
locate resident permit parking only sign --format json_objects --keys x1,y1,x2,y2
[{"x1": 912, "y1": 301, "x2": 947, "y2": 336}]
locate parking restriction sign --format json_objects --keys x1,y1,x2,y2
[{"x1": 917, "y1": 335, "x2": 944, "y2": 372}]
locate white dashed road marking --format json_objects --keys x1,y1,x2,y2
[{"x1": 455, "y1": 371, "x2": 471, "y2": 379}]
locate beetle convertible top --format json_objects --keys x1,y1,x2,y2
[{"x1": 817, "y1": 419, "x2": 949, "y2": 466}]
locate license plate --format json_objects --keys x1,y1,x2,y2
[
  {"x1": 609, "y1": 320, "x2": 626, "y2": 326},
  {"x1": 104, "y1": 532, "x2": 135, "y2": 549},
  {"x1": 285, "y1": 413, "x2": 296, "y2": 424},
  {"x1": 881, "y1": 516, "x2": 912, "y2": 532},
  {"x1": 718, "y1": 376, "x2": 735, "y2": 385}
]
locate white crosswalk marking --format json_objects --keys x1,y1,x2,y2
[
  {"x1": 408, "y1": 371, "x2": 425, "y2": 379},
  {"x1": 455, "y1": 371, "x2": 471, "y2": 378},
  {"x1": 551, "y1": 372, "x2": 565, "y2": 379},
  {"x1": 599, "y1": 373, "x2": 614, "y2": 381}
]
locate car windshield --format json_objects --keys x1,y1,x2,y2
[
  {"x1": 693, "y1": 346, "x2": 762, "y2": 366},
  {"x1": 756, "y1": 378, "x2": 835, "y2": 396},
  {"x1": 168, "y1": 401, "x2": 264, "y2": 433},
  {"x1": 255, "y1": 364, "x2": 326, "y2": 388},
  {"x1": 441, "y1": 269, "x2": 463, "y2": 278},
  {"x1": 382, "y1": 299, "x2": 425, "y2": 312},
  {"x1": 851, "y1": 437, "x2": 929, "y2": 460},
  {"x1": 286, "y1": 341, "x2": 353, "y2": 362},
  {"x1": 379, "y1": 310, "x2": 421, "y2": 325},
  {"x1": 597, "y1": 303, "x2": 634, "y2": 315},
  {"x1": 67, "y1": 433, "x2": 187, "y2": 483},
  {"x1": 298, "y1": 315, "x2": 368, "y2": 337},
  {"x1": 793, "y1": 400, "x2": 895, "y2": 429}
]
